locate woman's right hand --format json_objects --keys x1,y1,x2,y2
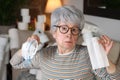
[
  {"x1": 21, "y1": 34, "x2": 40, "y2": 60},
  {"x1": 27, "y1": 34, "x2": 40, "y2": 44}
]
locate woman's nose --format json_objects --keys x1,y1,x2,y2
[
  {"x1": 67, "y1": 29, "x2": 72, "y2": 35},
  {"x1": 66, "y1": 29, "x2": 72, "y2": 38}
]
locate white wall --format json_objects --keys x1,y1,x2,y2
[
  {"x1": 62, "y1": 0, "x2": 120, "y2": 41},
  {"x1": 62, "y1": 0, "x2": 83, "y2": 12}
]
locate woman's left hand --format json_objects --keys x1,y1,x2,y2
[{"x1": 99, "y1": 35, "x2": 113, "y2": 55}]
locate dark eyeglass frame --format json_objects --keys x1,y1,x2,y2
[{"x1": 54, "y1": 25, "x2": 81, "y2": 35}]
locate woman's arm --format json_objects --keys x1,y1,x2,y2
[
  {"x1": 10, "y1": 34, "x2": 41, "y2": 69},
  {"x1": 10, "y1": 49, "x2": 41, "y2": 69},
  {"x1": 107, "y1": 55, "x2": 120, "y2": 79},
  {"x1": 10, "y1": 49, "x2": 26, "y2": 69},
  {"x1": 99, "y1": 35, "x2": 116, "y2": 73},
  {"x1": 97, "y1": 35, "x2": 120, "y2": 79},
  {"x1": 106, "y1": 60, "x2": 116, "y2": 74}
]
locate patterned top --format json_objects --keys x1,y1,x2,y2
[{"x1": 10, "y1": 45, "x2": 120, "y2": 80}]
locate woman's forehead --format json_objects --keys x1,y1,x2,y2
[{"x1": 59, "y1": 22, "x2": 78, "y2": 27}]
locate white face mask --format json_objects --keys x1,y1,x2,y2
[{"x1": 21, "y1": 39, "x2": 38, "y2": 60}]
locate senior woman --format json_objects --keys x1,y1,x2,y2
[{"x1": 10, "y1": 5, "x2": 120, "y2": 80}]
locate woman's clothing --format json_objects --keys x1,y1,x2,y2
[{"x1": 10, "y1": 45, "x2": 120, "y2": 80}]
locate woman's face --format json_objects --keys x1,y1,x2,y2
[{"x1": 53, "y1": 22, "x2": 79, "y2": 51}]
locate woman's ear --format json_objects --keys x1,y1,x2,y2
[{"x1": 52, "y1": 32, "x2": 56, "y2": 39}]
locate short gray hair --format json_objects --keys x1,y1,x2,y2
[{"x1": 50, "y1": 5, "x2": 85, "y2": 33}]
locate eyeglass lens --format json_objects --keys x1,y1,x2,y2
[{"x1": 59, "y1": 25, "x2": 80, "y2": 35}]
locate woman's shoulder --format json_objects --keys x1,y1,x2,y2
[
  {"x1": 75, "y1": 44, "x2": 87, "y2": 50},
  {"x1": 38, "y1": 45, "x2": 57, "y2": 58},
  {"x1": 45, "y1": 45, "x2": 57, "y2": 50},
  {"x1": 41, "y1": 45, "x2": 57, "y2": 54},
  {"x1": 75, "y1": 44, "x2": 88, "y2": 55}
]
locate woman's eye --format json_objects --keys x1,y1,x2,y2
[
  {"x1": 62, "y1": 26, "x2": 67, "y2": 30},
  {"x1": 72, "y1": 29, "x2": 76, "y2": 32},
  {"x1": 73, "y1": 28, "x2": 79, "y2": 31}
]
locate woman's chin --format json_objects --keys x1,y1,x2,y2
[{"x1": 64, "y1": 44, "x2": 74, "y2": 49}]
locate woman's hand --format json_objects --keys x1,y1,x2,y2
[
  {"x1": 99, "y1": 35, "x2": 116, "y2": 73},
  {"x1": 27, "y1": 34, "x2": 40, "y2": 44},
  {"x1": 99, "y1": 35, "x2": 113, "y2": 55}
]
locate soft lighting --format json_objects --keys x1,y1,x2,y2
[{"x1": 45, "y1": 0, "x2": 62, "y2": 13}]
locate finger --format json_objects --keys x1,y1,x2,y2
[
  {"x1": 99, "y1": 36, "x2": 105, "y2": 44},
  {"x1": 109, "y1": 40, "x2": 113, "y2": 47},
  {"x1": 101, "y1": 35, "x2": 107, "y2": 43},
  {"x1": 27, "y1": 37, "x2": 32, "y2": 41},
  {"x1": 98, "y1": 38, "x2": 106, "y2": 50},
  {"x1": 103, "y1": 35, "x2": 113, "y2": 45},
  {"x1": 102, "y1": 35, "x2": 110, "y2": 41},
  {"x1": 31, "y1": 35, "x2": 40, "y2": 44},
  {"x1": 101, "y1": 35, "x2": 112, "y2": 45},
  {"x1": 27, "y1": 37, "x2": 36, "y2": 42}
]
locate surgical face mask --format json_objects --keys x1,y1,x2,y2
[{"x1": 21, "y1": 39, "x2": 38, "y2": 60}]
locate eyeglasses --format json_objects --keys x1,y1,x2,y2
[{"x1": 54, "y1": 25, "x2": 81, "y2": 35}]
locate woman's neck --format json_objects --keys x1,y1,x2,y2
[{"x1": 57, "y1": 47, "x2": 75, "y2": 54}]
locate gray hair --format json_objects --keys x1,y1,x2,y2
[{"x1": 50, "y1": 5, "x2": 85, "y2": 33}]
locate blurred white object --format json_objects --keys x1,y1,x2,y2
[
  {"x1": 36, "y1": 15, "x2": 46, "y2": 31},
  {"x1": 37, "y1": 15, "x2": 46, "y2": 23},
  {"x1": 18, "y1": 22, "x2": 28, "y2": 30},
  {"x1": 82, "y1": 22, "x2": 100, "y2": 38},
  {"x1": 82, "y1": 22, "x2": 109, "y2": 69},
  {"x1": 35, "y1": 22, "x2": 45, "y2": 31},
  {"x1": 22, "y1": 39, "x2": 38, "y2": 60},
  {"x1": 82, "y1": 22, "x2": 100, "y2": 46},
  {"x1": 21, "y1": 8, "x2": 29, "y2": 16},
  {"x1": 9, "y1": 28, "x2": 20, "y2": 49},
  {"x1": 22, "y1": 16, "x2": 30, "y2": 23},
  {"x1": 0, "y1": 35, "x2": 9, "y2": 80},
  {"x1": 0, "y1": 36, "x2": 8, "y2": 61},
  {"x1": 82, "y1": 22, "x2": 100, "y2": 33}
]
